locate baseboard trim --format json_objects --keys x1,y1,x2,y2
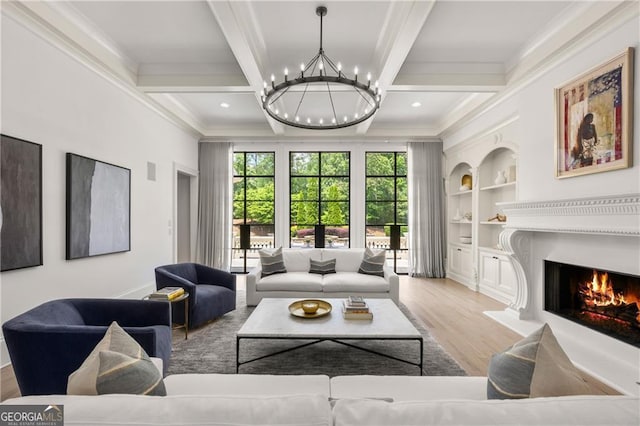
[{"x1": 115, "y1": 281, "x2": 156, "y2": 300}]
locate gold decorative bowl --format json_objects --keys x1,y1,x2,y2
[
  {"x1": 289, "y1": 299, "x2": 332, "y2": 318},
  {"x1": 301, "y1": 301, "x2": 319, "y2": 314}
]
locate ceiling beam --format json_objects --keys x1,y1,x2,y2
[
  {"x1": 356, "y1": 0, "x2": 437, "y2": 134},
  {"x1": 206, "y1": 0, "x2": 284, "y2": 135}
]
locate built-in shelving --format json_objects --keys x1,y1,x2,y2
[
  {"x1": 444, "y1": 117, "x2": 519, "y2": 300},
  {"x1": 480, "y1": 181, "x2": 516, "y2": 191}
]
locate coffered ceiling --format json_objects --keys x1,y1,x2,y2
[{"x1": 7, "y1": 1, "x2": 631, "y2": 139}]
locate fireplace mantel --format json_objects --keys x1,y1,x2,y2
[
  {"x1": 494, "y1": 194, "x2": 640, "y2": 316},
  {"x1": 486, "y1": 194, "x2": 640, "y2": 395},
  {"x1": 498, "y1": 193, "x2": 640, "y2": 236}
]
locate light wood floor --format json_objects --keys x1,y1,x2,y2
[{"x1": 0, "y1": 275, "x2": 617, "y2": 401}]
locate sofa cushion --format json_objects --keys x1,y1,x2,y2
[
  {"x1": 330, "y1": 376, "x2": 487, "y2": 402},
  {"x1": 283, "y1": 249, "x2": 321, "y2": 272},
  {"x1": 322, "y1": 272, "x2": 389, "y2": 293},
  {"x1": 358, "y1": 248, "x2": 385, "y2": 277},
  {"x1": 67, "y1": 322, "x2": 166, "y2": 396},
  {"x1": 2, "y1": 394, "x2": 333, "y2": 426},
  {"x1": 257, "y1": 272, "x2": 324, "y2": 291},
  {"x1": 487, "y1": 323, "x2": 594, "y2": 399},
  {"x1": 259, "y1": 247, "x2": 287, "y2": 277},
  {"x1": 309, "y1": 258, "x2": 337, "y2": 275},
  {"x1": 331, "y1": 396, "x2": 639, "y2": 426},
  {"x1": 164, "y1": 374, "x2": 330, "y2": 397},
  {"x1": 327, "y1": 248, "x2": 366, "y2": 272}
]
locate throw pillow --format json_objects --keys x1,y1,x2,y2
[
  {"x1": 358, "y1": 248, "x2": 385, "y2": 277},
  {"x1": 259, "y1": 247, "x2": 287, "y2": 278},
  {"x1": 309, "y1": 258, "x2": 336, "y2": 275},
  {"x1": 487, "y1": 323, "x2": 596, "y2": 399},
  {"x1": 67, "y1": 321, "x2": 166, "y2": 396}
]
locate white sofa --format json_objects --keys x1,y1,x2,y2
[
  {"x1": 246, "y1": 248, "x2": 399, "y2": 306},
  {"x1": 3, "y1": 375, "x2": 637, "y2": 425}
]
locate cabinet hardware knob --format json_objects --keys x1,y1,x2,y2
[{"x1": 492, "y1": 256, "x2": 499, "y2": 259}]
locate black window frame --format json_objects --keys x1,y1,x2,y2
[
  {"x1": 232, "y1": 151, "x2": 276, "y2": 273},
  {"x1": 365, "y1": 151, "x2": 408, "y2": 273},
  {"x1": 289, "y1": 151, "x2": 351, "y2": 249}
]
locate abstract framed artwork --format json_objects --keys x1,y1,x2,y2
[
  {"x1": 555, "y1": 47, "x2": 634, "y2": 178},
  {"x1": 66, "y1": 153, "x2": 131, "y2": 260},
  {"x1": 0, "y1": 134, "x2": 43, "y2": 271}
]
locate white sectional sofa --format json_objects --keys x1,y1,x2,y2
[
  {"x1": 246, "y1": 248, "x2": 399, "y2": 306},
  {"x1": 3, "y1": 375, "x2": 637, "y2": 425}
]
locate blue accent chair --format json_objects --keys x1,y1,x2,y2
[
  {"x1": 2, "y1": 298, "x2": 172, "y2": 396},
  {"x1": 154, "y1": 263, "x2": 236, "y2": 329}
]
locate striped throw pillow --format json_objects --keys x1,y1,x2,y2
[
  {"x1": 259, "y1": 247, "x2": 287, "y2": 278},
  {"x1": 67, "y1": 321, "x2": 166, "y2": 396},
  {"x1": 309, "y1": 258, "x2": 336, "y2": 275},
  {"x1": 358, "y1": 248, "x2": 385, "y2": 277},
  {"x1": 487, "y1": 323, "x2": 594, "y2": 399}
]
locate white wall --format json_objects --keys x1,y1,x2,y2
[
  {"x1": 0, "y1": 15, "x2": 199, "y2": 365},
  {"x1": 443, "y1": 15, "x2": 640, "y2": 200}
]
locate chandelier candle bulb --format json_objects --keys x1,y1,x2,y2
[{"x1": 260, "y1": 6, "x2": 380, "y2": 130}]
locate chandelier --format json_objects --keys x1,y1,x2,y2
[{"x1": 260, "y1": 6, "x2": 381, "y2": 130}]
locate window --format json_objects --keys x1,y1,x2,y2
[
  {"x1": 232, "y1": 152, "x2": 275, "y2": 273},
  {"x1": 290, "y1": 152, "x2": 350, "y2": 248},
  {"x1": 365, "y1": 152, "x2": 408, "y2": 273}
]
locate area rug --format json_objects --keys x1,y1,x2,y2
[{"x1": 167, "y1": 291, "x2": 466, "y2": 377}]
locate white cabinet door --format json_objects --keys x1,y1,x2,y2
[
  {"x1": 478, "y1": 249, "x2": 515, "y2": 304},
  {"x1": 448, "y1": 244, "x2": 474, "y2": 288}
]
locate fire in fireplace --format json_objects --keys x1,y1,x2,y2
[{"x1": 545, "y1": 261, "x2": 640, "y2": 348}]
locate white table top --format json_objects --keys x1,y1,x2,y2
[{"x1": 237, "y1": 298, "x2": 422, "y2": 339}]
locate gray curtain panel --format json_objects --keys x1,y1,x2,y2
[
  {"x1": 408, "y1": 141, "x2": 446, "y2": 278},
  {"x1": 196, "y1": 142, "x2": 232, "y2": 270}
]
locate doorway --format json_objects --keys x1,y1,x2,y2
[{"x1": 174, "y1": 164, "x2": 198, "y2": 263}]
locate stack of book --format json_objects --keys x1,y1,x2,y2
[
  {"x1": 342, "y1": 296, "x2": 373, "y2": 320},
  {"x1": 149, "y1": 286, "x2": 185, "y2": 301}
]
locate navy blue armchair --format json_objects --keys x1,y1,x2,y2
[
  {"x1": 155, "y1": 263, "x2": 236, "y2": 329},
  {"x1": 2, "y1": 298, "x2": 172, "y2": 396}
]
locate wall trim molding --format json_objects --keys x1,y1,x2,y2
[
  {"x1": 439, "y1": 1, "x2": 639, "y2": 139},
  {"x1": 499, "y1": 194, "x2": 640, "y2": 237},
  {"x1": 2, "y1": 1, "x2": 204, "y2": 139}
]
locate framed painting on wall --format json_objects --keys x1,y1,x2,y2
[
  {"x1": 66, "y1": 153, "x2": 131, "y2": 260},
  {"x1": 555, "y1": 47, "x2": 634, "y2": 178},
  {"x1": 0, "y1": 134, "x2": 43, "y2": 271}
]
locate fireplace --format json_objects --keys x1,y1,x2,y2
[{"x1": 545, "y1": 260, "x2": 640, "y2": 348}]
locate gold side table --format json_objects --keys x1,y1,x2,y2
[{"x1": 145, "y1": 291, "x2": 189, "y2": 339}]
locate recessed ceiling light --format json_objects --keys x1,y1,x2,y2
[
  {"x1": 220, "y1": 102, "x2": 230, "y2": 108},
  {"x1": 411, "y1": 101, "x2": 421, "y2": 108}
]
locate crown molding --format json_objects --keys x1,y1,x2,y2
[
  {"x1": 439, "y1": 0, "x2": 638, "y2": 139},
  {"x1": 2, "y1": 1, "x2": 204, "y2": 139}
]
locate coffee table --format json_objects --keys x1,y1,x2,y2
[{"x1": 236, "y1": 298, "x2": 423, "y2": 374}]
